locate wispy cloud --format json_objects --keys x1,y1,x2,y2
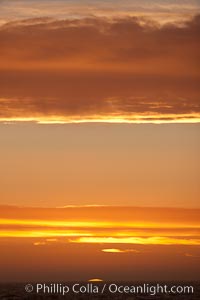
[
  {"x1": 74, "y1": 236, "x2": 200, "y2": 246},
  {"x1": 0, "y1": 0, "x2": 199, "y2": 26},
  {"x1": 33, "y1": 241, "x2": 46, "y2": 246},
  {"x1": 102, "y1": 248, "x2": 141, "y2": 253},
  {"x1": 184, "y1": 253, "x2": 200, "y2": 258}
]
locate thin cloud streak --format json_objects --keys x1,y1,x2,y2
[
  {"x1": 72, "y1": 236, "x2": 200, "y2": 246},
  {"x1": 102, "y1": 248, "x2": 141, "y2": 253}
]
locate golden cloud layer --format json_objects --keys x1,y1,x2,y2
[{"x1": 0, "y1": 206, "x2": 200, "y2": 246}]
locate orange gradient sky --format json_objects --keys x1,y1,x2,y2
[
  {"x1": 0, "y1": 123, "x2": 199, "y2": 207},
  {"x1": 1, "y1": 123, "x2": 199, "y2": 281},
  {"x1": 0, "y1": 0, "x2": 199, "y2": 283},
  {"x1": 0, "y1": 206, "x2": 200, "y2": 281}
]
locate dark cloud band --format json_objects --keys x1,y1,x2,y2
[{"x1": 0, "y1": 16, "x2": 199, "y2": 122}]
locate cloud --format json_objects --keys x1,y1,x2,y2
[
  {"x1": 0, "y1": 206, "x2": 200, "y2": 245},
  {"x1": 33, "y1": 241, "x2": 46, "y2": 246},
  {"x1": 0, "y1": 15, "x2": 199, "y2": 123},
  {"x1": 0, "y1": 0, "x2": 199, "y2": 26},
  {"x1": 184, "y1": 253, "x2": 200, "y2": 258},
  {"x1": 73, "y1": 236, "x2": 200, "y2": 246},
  {"x1": 1, "y1": 15, "x2": 199, "y2": 72},
  {"x1": 1, "y1": 205, "x2": 200, "y2": 224},
  {"x1": 102, "y1": 248, "x2": 141, "y2": 253}
]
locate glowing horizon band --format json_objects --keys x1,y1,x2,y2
[
  {"x1": 71, "y1": 236, "x2": 200, "y2": 246},
  {"x1": 1, "y1": 219, "x2": 200, "y2": 229}
]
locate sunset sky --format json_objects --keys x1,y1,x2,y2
[
  {"x1": 0, "y1": 123, "x2": 199, "y2": 207},
  {"x1": 0, "y1": 205, "x2": 200, "y2": 281},
  {"x1": 0, "y1": 0, "x2": 199, "y2": 283}
]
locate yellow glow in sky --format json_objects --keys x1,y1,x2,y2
[
  {"x1": 73, "y1": 237, "x2": 200, "y2": 246},
  {"x1": 1, "y1": 113, "x2": 200, "y2": 124}
]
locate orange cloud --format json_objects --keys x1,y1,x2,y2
[
  {"x1": 0, "y1": 15, "x2": 199, "y2": 123},
  {"x1": 33, "y1": 241, "x2": 46, "y2": 246},
  {"x1": 0, "y1": 16, "x2": 199, "y2": 74},
  {"x1": 184, "y1": 253, "x2": 200, "y2": 258},
  {"x1": 74, "y1": 236, "x2": 200, "y2": 246},
  {"x1": 102, "y1": 248, "x2": 140, "y2": 253},
  {"x1": 0, "y1": 0, "x2": 199, "y2": 27},
  {"x1": 0, "y1": 206, "x2": 200, "y2": 246}
]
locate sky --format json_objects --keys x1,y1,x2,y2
[
  {"x1": 0, "y1": 206, "x2": 200, "y2": 281},
  {"x1": 0, "y1": 0, "x2": 199, "y2": 283},
  {"x1": 0, "y1": 123, "x2": 199, "y2": 208}
]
